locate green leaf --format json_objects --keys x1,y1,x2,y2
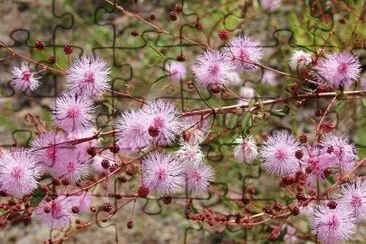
[
  {"x1": 335, "y1": 101, "x2": 346, "y2": 113},
  {"x1": 151, "y1": 75, "x2": 168, "y2": 89},
  {"x1": 362, "y1": 99, "x2": 366, "y2": 108},
  {"x1": 31, "y1": 187, "x2": 46, "y2": 207}
]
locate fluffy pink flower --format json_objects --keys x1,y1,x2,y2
[
  {"x1": 283, "y1": 226, "x2": 299, "y2": 244},
  {"x1": 238, "y1": 86, "x2": 255, "y2": 104},
  {"x1": 312, "y1": 205, "x2": 356, "y2": 243},
  {"x1": 11, "y1": 62, "x2": 40, "y2": 92},
  {"x1": 180, "y1": 115, "x2": 212, "y2": 145},
  {"x1": 35, "y1": 197, "x2": 74, "y2": 229},
  {"x1": 261, "y1": 130, "x2": 300, "y2": 176},
  {"x1": 53, "y1": 149, "x2": 89, "y2": 182},
  {"x1": 185, "y1": 161, "x2": 214, "y2": 194},
  {"x1": 339, "y1": 180, "x2": 366, "y2": 222},
  {"x1": 166, "y1": 61, "x2": 186, "y2": 81},
  {"x1": 192, "y1": 50, "x2": 236, "y2": 91},
  {"x1": 289, "y1": 50, "x2": 313, "y2": 71},
  {"x1": 117, "y1": 110, "x2": 150, "y2": 151},
  {"x1": 0, "y1": 149, "x2": 39, "y2": 197},
  {"x1": 31, "y1": 131, "x2": 74, "y2": 176},
  {"x1": 315, "y1": 52, "x2": 361, "y2": 87},
  {"x1": 66, "y1": 56, "x2": 110, "y2": 98},
  {"x1": 141, "y1": 152, "x2": 185, "y2": 195},
  {"x1": 301, "y1": 146, "x2": 332, "y2": 186},
  {"x1": 91, "y1": 152, "x2": 117, "y2": 174},
  {"x1": 321, "y1": 134, "x2": 357, "y2": 172},
  {"x1": 224, "y1": 35, "x2": 263, "y2": 71},
  {"x1": 52, "y1": 92, "x2": 94, "y2": 133},
  {"x1": 233, "y1": 135, "x2": 258, "y2": 163},
  {"x1": 176, "y1": 144, "x2": 204, "y2": 165},
  {"x1": 261, "y1": 70, "x2": 278, "y2": 85},
  {"x1": 69, "y1": 193, "x2": 92, "y2": 212},
  {"x1": 142, "y1": 100, "x2": 181, "y2": 146},
  {"x1": 260, "y1": 0, "x2": 281, "y2": 12}
]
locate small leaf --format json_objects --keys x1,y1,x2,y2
[
  {"x1": 335, "y1": 101, "x2": 346, "y2": 113},
  {"x1": 151, "y1": 75, "x2": 168, "y2": 89},
  {"x1": 362, "y1": 99, "x2": 366, "y2": 108},
  {"x1": 31, "y1": 187, "x2": 46, "y2": 207}
]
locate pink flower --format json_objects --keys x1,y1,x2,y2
[
  {"x1": 11, "y1": 62, "x2": 40, "y2": 92},
  {"x1": 289, "y1": 50, "x2": 312, "y2": 71},
  {"x1": 284, "y1": 226, "x2": 299, "y2": 244},
  {"x1": 141, "y1": 152, "x2": 185, "y2": 195},
  {"x1": 261, "y1": 70, "x2": 278, "y2": 85},
  {"x1": 142, "y1": 100, "x2": 181, "y2": 146},
  {"x1": 117, "y1": 110, "x2": 150, "y2": 151},
  {"x1": 224, "y1": 35, "x2": 263, "y2": 71},
  {"x1": 192, "y1": 50, "x2": 237, "y2": 91},
  {"x1": 312, "y1": 205, "x2": 356, "y2": 243},
  {"x1": 53, "y1": 149, "x2": 89, "y2": 183},
  {"x1": 52, "y1": 92, "x2": 94, "y2": 133},
  {"x1": 176, "y1": 144, "x2": 204, "y2": 165},
  {"x1": 321, "y1": 134, "x2": 357, "y2": 172},
  {"x1": 301, "y1": 146, "x2": 332, "y2": 186},
  {"x1": 35, "y1": 197, "x2": 74, "y2": 229},
  {"x1": 91, "y1": 151, "x2": 117, "y2": 174},
  {"x1": 66, "y1": 56, "x2": 110, "y2": 98},
  {"x1": 261, "y1": 130, "x2": 300, "y2": 176},
  {"x1": 0, "y1": 149, "x2": 39, "y2": 198},
  {"x1": 315, "y1": 52, "x2": 361, "y2": 87},
  {"x1": 233, "y1": 135, "x2": 258, "y2": 163},
  {"x1": 69, "y1": 193, "x2": 92, "y2": 212},
  {"x1": 339, "y1": 180, "x2": 366, "y2": 222},
  {"x1": 238, "y1": 86, "x2": 255, "y2": 104},
  {"x1": 185, "y1": 161, "x2": 214, "y2": 194},
  {"x1": 180, "y1": 115, "x2": 212, "y2": 145},
  {"x1": 166, "y1": 61, "x2": 186, "y2": 81},
  {"x1": 260, "y1": 0, "x2": 281, "y2": 12},
  {"x1": 31, "y1": 131, "x2": 75, "y2": 176}
]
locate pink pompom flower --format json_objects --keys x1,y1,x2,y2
[
  {"x1": 233, "y1": 135, "x2": 258, "y2": 163},
  {"x1": 166, "y1": 61, "x2": 186, "y2": 81},
  {"x1": 180, "y1": 115, "x2": 212, "y2": 145},
  {"x1": 11, "y1": 62, "x2": 41, "y2": 92},
  {"x1": 339, "y1": 180, "x2": 366, "y2": 222},
  {"x1": 66, "y1": 56, "x2": 110, "y2": 98},
  {"x1": 312, "y1": 205, "x2": 356, "y2": 243},
  {"x1": 315, "y1": 52, "x2": 361, "y2": 88},
  {"x1": 69, "y1": 193, "x2": 92, "y2": 213},
  {"x1": 31, "y1": 131, "x2": 75, "y2": 176},
  {"x1": 224, "y1": 35, "x2": 263, "y2": 71},
  {"x1": 175, "y1": 143, "x2": 204, "y2": 165},
  {"x1": 52, "y1": 92, "x2": 94, "y2": 133},
  {"x1": 185, "y1": 160, "x2": 214, "y2": 194},
  {"x1": 142, "y1": 100, "x2": 181, "y2": 146},
  {"x1": 192, "y1": 50, "x2": 237, "y2": 91},
  {"x1": 35, "y1": 197, "x2": 74, "y2": 229},
  {"x1": 261, "y1": 130, "x2": 300, "y2": 176},
  {"x1": 289, "y1": 50, "x2": 313, "y2": 71},
  {"x1": 0, "y1": 149, "x2": 39, "y2": 198},
  {"x1": 141, "y1": 152, "x2": 185, "y2": 195},
  {"x1": 53, "y1": 149, "x2": 89, "y2": 183},
  {"x1": 320, "y1": 134, "x2": 357, "y2": 172},
  {"x1": 117, "y1": 110, "x2": 150, "y2": 151}
]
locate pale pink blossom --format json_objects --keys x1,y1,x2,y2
[
  {"x1": 166, "y1": 61, "x2": 186, "y2": 81},
  {"x1": 339, "y1": 180, "x2": 366, "y2": 222},
  {"x1": 260, "y1": 0, "x2": 281, "y2": 12},
  {"x1": 233, "y1": 135, "x2": 258, "y2": 163},
  {"x1": 192, "y1": 50, "x2": 236, "y2": 91},
  {"x1": 52, "y1": 92, "x2": 94, "y2": 133},
  {"x1": 289, "y1": 50, "x2": 313, "y2": 71},
  {"x1": 0, "y1": 149, "x2": 39, "y2": 197},
  {"x1": 315, "y1": 52, "x2": 361, "y2": 87},
  {"x1": 312, "y1": 205, "x2": 356, "y2": 243},
  {"x1": 11, "y1": 62, "x2": 40, "y2": 92},
  {"x1": 224, "y1": 35, "x2": 263, "y2": 71},
  {"x1": 141, "y1": 152, "x2": 185, "y2": 195},
  {"x1": 66, "y1": 56, "x2": 110, "y2": 98},
  {"x1": 261, "y1": 130, "x2": 300, "y2": 176},
  {"x1": 185, "y1": 161, "x2": 214, "y2": 194}
]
